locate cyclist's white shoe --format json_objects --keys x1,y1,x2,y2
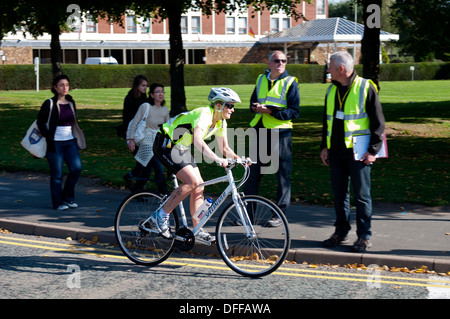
[
  {"x1": 196, "y1": 228, "x2": 216, "y2": 243},
  {"x1": 149, "y1": 209, "x2": 172, "y2": 239}
]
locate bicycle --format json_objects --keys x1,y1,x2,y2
[{"x1": 114, "y1": 158, "x2": 291, "y2": 277}]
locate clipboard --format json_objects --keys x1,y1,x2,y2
[
  {"x1": 353, "y1": 134, "x2": 388, "y2": 161},
  {"x1": 266, "y1": 105, "x2": 284, "y2": 111}
]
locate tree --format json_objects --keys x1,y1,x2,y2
[
  {"x1": 0, "y1": 3, "x2": 24, "y2": 45},
  {"x1": 131, "y1": 0, "x2": 310, "y2": 116},
  {"x1": 328, "y1": 0, "x2": 364, "y2": 23},
  {"x1": 391, "y1": 0, "x2": 450, "y2": 62},
  {"x1": 361, "y1": 0, "x2": 382, "y2": 89},
  {"x1": 15, "y1": 0, "x2": 80, "y2": 77}
]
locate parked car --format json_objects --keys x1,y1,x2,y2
[{"x1": 85, "y1": 57, "x2": 118, "y2": 65}]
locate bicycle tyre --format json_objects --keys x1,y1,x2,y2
[
  {"x1": 216, "y1": 195, "x2": 290, "y2": 277},
  {"x1": 115, "y1": 190, "x2": 179, "y2": 266}
]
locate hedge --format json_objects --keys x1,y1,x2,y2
[{"x1": 0, "y1": 62, "x2": 448, "y2": 90}]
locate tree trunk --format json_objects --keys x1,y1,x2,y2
[
  {"x1": 361, "y1": 0, "x2": 381, "y2": 90},
  {"x1": 49, "y1": 23, "x2": 63, "y2": 77},
  {"x1": 166, "y1": 3, "x2": 187, "y2": 117}
]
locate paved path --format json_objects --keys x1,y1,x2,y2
[{"x1": 1, "y1": 171, "x2": 449, "y2": 272}]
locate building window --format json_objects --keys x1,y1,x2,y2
[
  {"x1": 271, "y1": 18, "x2": 280, "y2": 33},
  {"x1": 127, "y1": 15, "x2": 137, "y2": 33},
  {"x1": 86, "y1": 15, "x2": 97, "y2": 33},
  {"x1": 141, "y1": 19, "x2": 151, "y2": 33},
  {"x1": 317, "y1": 0, "x2": 325, "y2": 15},
  {"x1": 187, "y1": 49, "x2": 206, "y2": 64},
  {"x1": 181, "y1": 16, "x2": 188, "y2": 34},
  {"x1": 239, "y1": 17, "x2": 247, "y2": 34},
  {"x1": 126, "y1": 49, "x2": 145, "y2": 64},
  {"x1": 191, "y1": 16, "x2": 200, "y2": 34},
  {"x1": 64, "y1": 50, "x2": 78, "y2": 64},
  {"x1": 153, "y1": 49, "x2": 166, "y2": 64},
  {"x1": 226, "y1": 17, "x2": 235, "y2": 34},
  {"x1": 283, "y1": 18, "x2": 290, "y2": 30},
  {"x1": 68, "y1": 15, "x2": 81, "y2": 33}
]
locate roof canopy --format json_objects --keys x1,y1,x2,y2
[{"x1": 266, "y1": 17, "x2": 399, "y2": 43}]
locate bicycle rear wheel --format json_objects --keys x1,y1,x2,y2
[
  {"x1": 216, "y1": 195, "x2": 290, "y2": 277},
  {"x1": 115, "y1": 191, "x2": 178, "y2": 266}
]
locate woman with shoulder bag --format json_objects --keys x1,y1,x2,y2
[
  {"x1": 125, "y1": 83, "x2": 170, "y2": 194},
  {"x1": 37, "y1": 74, "x2": 84, "y2": 211}
]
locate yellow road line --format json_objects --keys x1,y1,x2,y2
[{"x1": 1, "y1": 235, "x2": 450, "y2": 288}]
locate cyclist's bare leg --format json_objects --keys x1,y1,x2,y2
[{"x1": 162, "y1": 165, "x2": 204, "y2": 226}]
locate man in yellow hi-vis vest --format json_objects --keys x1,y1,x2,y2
[
  {"x1": 244, "y1": 51, "x2": 300, "y2": 227},
  {"x1": 320, "y1": 51, "x2": 385, "y2": 252}
]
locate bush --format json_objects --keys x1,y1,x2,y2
[{"x1": 0, "y1": 62, "x2": 448, "y2": 90}]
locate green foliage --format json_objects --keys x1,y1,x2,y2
[
  {"x1": 1, "y1": 81, "x2": 449, "y2": 206},
  {"x1": 1, "y1": 63, "x2": 449, "y2": 90}
]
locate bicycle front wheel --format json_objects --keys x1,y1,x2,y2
[
  {"x1": 216, "y1": 195, "x2": 290, "y2": 277},
  {"x1": 115, "y1": 191, "x2": 178, "y2": 266}
]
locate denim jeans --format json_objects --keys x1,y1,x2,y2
[
  {"x1": 329, "y1": 149, "x2": 372, "y2": 239},
  {"x1": 46, "y1": 139, "x2": 82, "y2": 208}
]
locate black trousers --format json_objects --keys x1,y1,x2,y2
[{"x1": 244, "y1": 127, "x2": 292, "y2": 214}]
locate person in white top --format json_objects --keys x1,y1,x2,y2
[{"x1": 125, "y1": 83, "x2": 170, "y2": 194}]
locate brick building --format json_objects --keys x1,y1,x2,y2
[{"x1": 1, "y1": 1, "x2": 328, "y2": 65}]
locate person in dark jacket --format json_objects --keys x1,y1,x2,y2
[
  {"x1": 37, "y1": 74, "x2": 83, "y2": 211},
  {"x1": 244, "y1": 50, "x2": 300, "y2": 227},
  {"x1": 320, "y1": 51, "x2": 385, "y2": 252},
  {"x1": 121, "y1": 75, "x2": 148, "y2": 138},
  {"x1": 121, "y1": 75, "x2": 150, "y2": 191}
]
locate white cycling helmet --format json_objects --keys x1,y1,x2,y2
[{"x1": 208, "y1": 87, "x2": 241, "y2": 104}]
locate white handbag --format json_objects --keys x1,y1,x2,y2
[
  {"x1": 20, "y1": 99, "x2": 53, "y2": 158},
  {"x1": 129, "y1": 103, "x2": 150, "y2": 146}
]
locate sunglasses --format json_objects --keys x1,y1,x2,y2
[
  {"x1": 223, "y1": 103, "x2": 234, "y2": 109},
  {"x1": 273, "y1": 59, "x2": 287, "y2": 64}
]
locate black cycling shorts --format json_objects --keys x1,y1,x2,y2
[{"x1": 153, "y1": 131, "x2": 197, "y2": 175}]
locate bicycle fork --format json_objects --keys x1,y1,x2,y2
[{"x1": 232, "y1": 190, "x2": 257, "y2": 239}]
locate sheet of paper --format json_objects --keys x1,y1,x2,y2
[{"x1": 353, "y1": 134, "x2": 388, "y2": 160}]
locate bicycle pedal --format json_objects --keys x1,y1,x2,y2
[{"x1": 195, "y1": 237, "x2": 216, "y2": 246}]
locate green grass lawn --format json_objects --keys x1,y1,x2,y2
[{"x1": 1, "y1": 80, "x2": 449, "y2": 206}]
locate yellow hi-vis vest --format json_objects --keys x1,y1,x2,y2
[
  {"x1": 325, "y1": 75, "x2": 376, "y2": 149},
  {"x1": 249, "y1": 74, "x2": 297, "y2": 129}
]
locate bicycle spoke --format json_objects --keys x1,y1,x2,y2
[
  {"x1": 115, "y1": 191, "x2": 178, "y2": 266},
  {"x1": 216, "y1": 196, "x2": 290, "y2": 277}
]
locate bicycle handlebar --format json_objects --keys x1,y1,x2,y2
[{"x1": 216, "y1": 157, "x2": 256, "y2": 168}]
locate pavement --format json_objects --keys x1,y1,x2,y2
[{"x1": 1, "y1": 171, "x2": 449, "y2": 272}]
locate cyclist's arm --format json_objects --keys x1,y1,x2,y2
[
  {"x1": 216, "y1": 134, "x2": 239, "y2": 160},
  {"x1": 193, "y1": 127, "x2": 227, "y2": 166}
]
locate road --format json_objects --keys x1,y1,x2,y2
[{"x1": 1, "y1": 232, "x2": 449, "y2": 304}]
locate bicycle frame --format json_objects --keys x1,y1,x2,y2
[
  {"x1": 143, "y1": 160, "x2": 255, "y2": 245},
  {"x1": 181, "y1": 166, "x2": 255, "y2": 243}
]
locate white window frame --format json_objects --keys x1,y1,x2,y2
[{"x1": 126, "y1": 15, "x2": 137, "y2": 33}]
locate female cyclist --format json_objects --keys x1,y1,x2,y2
[{"x1": 151, "y1": 87, "x2": 245, "y2": 241}]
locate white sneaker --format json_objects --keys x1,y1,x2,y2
[
  {"x1": 196, "y1": 228, "x2": 216, "y2": 243},
  {"x1": 56, "y1": 204, "x2": 69, "y2": 211},
  {"x1": 65, "y1": 201, "x2": 78, "y2": 208},
  {"x1": 149, "y1": 209, "x2": 172, "y2": 239}
]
